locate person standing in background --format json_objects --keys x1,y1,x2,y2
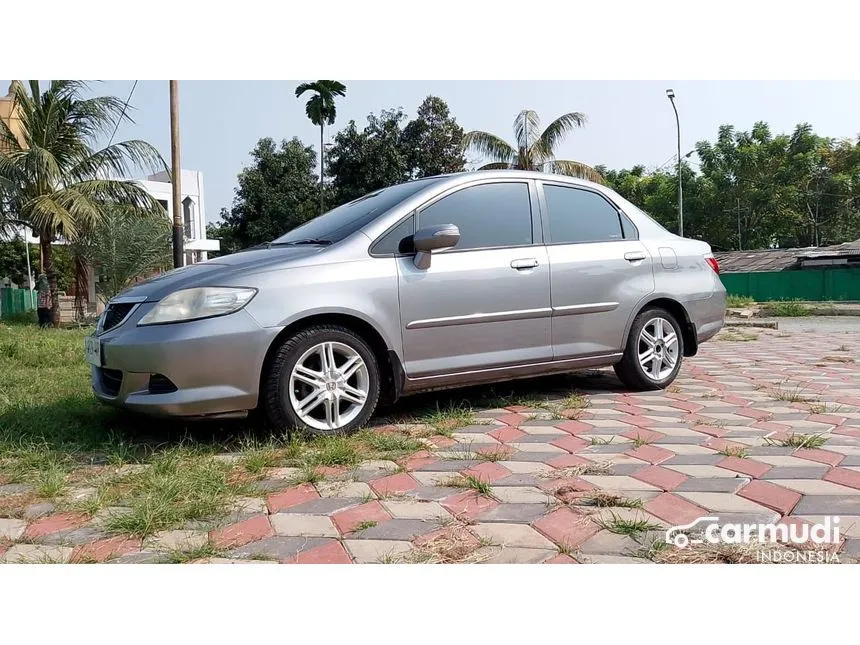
[{"x1": 36, "y1": 274, "x2": 51, "y2": 328}]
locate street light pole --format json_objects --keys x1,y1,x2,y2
[
  {"x1": 169, "y1": 80, "x2": 184, "y2": 269},
  {"x1": 666, "y1": 89, "x2": 683, "y2": 237}
]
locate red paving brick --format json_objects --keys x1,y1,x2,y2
[
  {"x1": 632, "y1": 465, "x2": 688, "y2": 491},
  {"x1": 625, "y1": 444, "x2": 674, "y2": 465},
  {"x1": 316, "y1": 466, "x2": 350, "y2": 477},
  {"x1": 440, "y1": 491, "x2": 498, "y2": 521},
  {"x1": 533, "y1": 507, "x2": 599, "y2": 549},
  {"x1": 692, "y1": 424, "x2": 729, "y2": 438},
  {"x1": 332, "y1": 501, "x2": 391, "y2": 535},
  {"x1": 495, "y1": 413, "x2": 528, "y2": 427},
  {"x1": 266, "y1": 483, "x2": 319, "y2": 513},
  {"x1": 72, "y1": 536, "x2": 141, "y2": 563},
  {"x1": 553, "y1": 420, "x2": 594, "y2": 435},
  {"x1": 369, "y1": 472, "x2": 420, "y2": 496},
  {"x1": 735, "y1": 408, "x2": 773, "y2": 420},
  {"x1": 644, "y1": 493, "x2": 708, "y2": 526},
  {"x1": 461, "y1": 462, "x2": 510, "y2": 483},
  {"x1": 399, "y1": 451, "x2": 439, "y2": 471},
  {"x1": 806, "y1": 414, "x2": 847, "y2": 426},
  {"x1": 705, "y1": 437, "x2": 747, "y2": 453},
  {"x1": 794, "y1": 448, "x2": 844, "y2": 467},
  {"x1": 284, "y1": 540, "x2": 353, "y2": 564},
  {"x1": 823, "y1": 467, "x2": 860, "y2": 490},
  {"x1": 210, "y1": 515, "x2": 274, "y2": 550},
  {"x1": 550, "y1": 435, "x2": 589, "y2": 454},
  {"x1": 717, "y1": 456, "x2": 771, "y2": 478},
  {"x1": 546, "y1": 454, "x2": 591, "y2": 469},
  {"x1": 738, "y1": 480, "x2": 801, "y2": 515},
  {"x1": 623, "y1": 416, "x2": 659, "y2": 428},
  {"x1": 544, "y1": 554, "x2": 578, "y2": 564},
  {"x1": 621, "y1": 428, "x2": 664, "y2": 443},
  {"x1": 24, "y1": 512, "x2": 89, "y2": 539},
  {"x1": 488, "y1": 426, "x2": 526, "y2": 443}
]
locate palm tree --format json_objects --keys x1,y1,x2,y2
[
  {"x1": 295, "y1": 80, "x2": 347, "y2": 213},
  {"x1": 462, "y1": 109, "x2": 604, "y2": 183},
  {"x1": 0, "y1": 80, "x2": 165, "y2": 326}
]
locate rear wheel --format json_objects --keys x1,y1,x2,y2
[
  {"x1": 614, "y1": 307, "x2": 684, "y2": 391},
  {"x1": 264, "y1": 325, "x2": 380, "y2": 436}
]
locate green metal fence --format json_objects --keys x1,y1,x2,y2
[
  {"x1": 720, "y1": 268, "x2": 860, "y2": 302},
  {"x1": 0, "y1": 288, "x2": 38, "y2": 318}
]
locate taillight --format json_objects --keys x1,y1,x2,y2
[{"x1": 705, "y1": 254, "x2": 720, "y2": 274}]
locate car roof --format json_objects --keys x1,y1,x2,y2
[{"x1": 423, "y1": 169, "x2": 606, "y2": 191}]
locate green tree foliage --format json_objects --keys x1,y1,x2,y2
[
  {"x1": 0, "y1": 80, "x2": 165, "y2": 325},
  {"x1": 463, "y1": 109, "x2": 603, "y2": 182},
  {"x1": 401, "y1": 96, "x2": 466, "y2": 178},
  {"x1": 0, "y1": 237, "x2": 38, "y2": 287},
  {"x1": 209, "y1": 137, "x2": 320, "y2": 251}
]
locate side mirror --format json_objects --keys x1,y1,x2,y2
[{"x1": 412, "y1": 224, "x2": 460, "y2": 269}]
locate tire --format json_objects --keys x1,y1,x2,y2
[
  {"x1": 613, "y1": 307, "x2": 684, "y2": 391},
  {"x1": 264, "y1": 325, "x2": 380, "y2": 436}
]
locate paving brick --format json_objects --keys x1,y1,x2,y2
[
  {"x1": 405, "y1": 486, "x2": 462, "y2": 502},
  {"x1": 473, "y1": 523, "x2": 556, "y2": 549},
  {"x1": 108, "y1": 551, "x2": 171, "y2": 564},
  {"x1": 414, "y1": 460, "x2": 475, "y2": 472},
  {"x1": 474, "y1": 503, "x2": 549, "y2": 524},
  {"x1": 37, "y1": 525, "x2": 108, "y2": 546},
  {"x1": 505, "y1": 442, "x2": 566, "y2": 454},
  {"x1": 664, "y1": 465, "x2": 746, "y2": 478},
  {"x1": 440, "y1": 491, "x2": 499, "y2": 520},
  {"x1": 399, "y1": 451, "x2": 439, "y2": 471},
  {"x1": 773, "y1": 479, "x2": 860, "y2": 495},
  {"x1": 823, "y1": 467, "x2": 860, "y2": 490},
  {"x1": 760, "y1": 466, "x2": 830, "y2": 480},
  {"x1": 533, "y1": 507, "x2": 600, "y2": 548},
  {"x1": 150, "y1": 530, "x2": 208, "y2": 551},
  {"x1": 624, "y1": 444, "x2": 675, "y2": 465},
  {"x1": 579, "y1": 475, "x2": 659, "y2": 491},
  {"x1": 461, "y1": 461, "x2": 511, "y2": 483},
  {"x1": 675, "y1": 492, "x2": 772, "y2": 514},
  {"x1": 662, "y1": 454, "x2": 723, "y2": 466},
  {"x1": 381, "y1": 500, "x2": 450, "y2": 520},
  {"x1": 0, "y1": 518, "x2": 26, "y2": 541},
  {"x1": 491, "y1": 486, "x2": 553, "y2": 504},
  {"x1": 2, "y1": 544, "x2": 73, "y2": 563},
  {"x1": 210, "y1": 515, "x2": 274, "y2": 550},
  {"x1": 411, "y1": 471, "x2": 463, "y2": 487},
  {"x1": 496, "y1": 413, "x2": 528, "y2": 427},
  {"x1": 545, "y1": 454, "x2": 591, "y2": 469},
  {"x1": 794, "y1": 515, "x2": 860, "y2": 538},
  {"x1": 632, "y1": 465, "x2": 688, "y2": 491},
  {"x1": 24, "y1": 512, "x2": 88, "y2": 539},
  {"x1": 281, "y1": 497, "x2": 362, "y2": 515},
  {"x1": 579, "y1": 554, "x2": 649, "y2": 564},
  {"x1": 270, "y1": 513, "x2": 339, "y2": 538},
  {"x1": 554, "y1": 420, "x2": 595, "y2": 434},
  {"x1": 23, "y1": 503, "x2": 56, "y2": 520},
  {"x1": 266, "y1": 484, "x2": 320, "y2": 513},
  {"x1": 487, "y1": 426, "x2": 526, "y2": 443},
  {"x1": 794, "y1": 449, "x2": 845, "y2": 467},
  {"x1": 550, "y1": 435, "x2": 589, "y2": 454},
  {"x1": 498, "y1": 460, "x2": 555, "y2": 474},
  {"x1": 644, "y1": 493, "x2": 708, "y2": 525},
  {"x1": 737, "y1": 480, "x2": 802, "y2": 515},
  {"x1": 283, "y1": 540, "x2": 353, "y2": 564},
  {"x1": 368, "y1": 473, "x2": 421, "y2": 497},
  {"x1": 717, "y1": 456, "x2": 772, "y2": 478},
  {"x1": 194, "y1": 557, "x2": 277, "y2": 564},
  {"x1": 351, "y1": 518, "x2": 441, "y2": 540},
  {"x1": 579, "y1": 530, "x2": 640, "y2": 555},
  {"x1": 71, "y1": 536, "x2": 141, "y2": 563},
  {"x1": 544, "y1": 553, "x2": 578, "y2": 564},
  {"x1": 229, "y1": 536, "x2": 332, "y2": 562},
  {"x1": 794, "y1": 496, "x2": 860, "y2": 515},
  {"x1": 344, "y1": 539, "x2": 414, "y2": 563},
  {"x1": 316, "y1": 480, "x2": 374, "y2": 499},
  {"x1": 473, "y1": 546, "x2": 557, "y2": 563}
]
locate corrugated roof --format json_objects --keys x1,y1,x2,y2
[{"x1": 715, "y1": 239, "x2": 860, "y2": 273}]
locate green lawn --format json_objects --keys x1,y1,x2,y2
[{"x1": 0, "y1": 317, "x2": 591, "y2": 539}]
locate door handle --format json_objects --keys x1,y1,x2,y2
[
  {"x1": 624, "y1": 251, "x2": 646, "y2": 262},
  {"x1": 511, "y1": 258, "x2": 539, "y2": 270}
]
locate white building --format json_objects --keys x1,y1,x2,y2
[
  {"x1": 138, "y1": 169, "x2": 220, "y2": 264},
  {"x1": 21, "y1": 168, "x2": 220, "y2": 264}
]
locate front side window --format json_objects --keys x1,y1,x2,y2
[
  {"x1": 543, "y1": 184, "x2": 624, "y2": 244},
  {"x1": 418, "y1": 182, "x2": 533, "y2": 251}
]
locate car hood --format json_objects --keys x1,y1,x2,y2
[{"x1": 113, "y1": 246, "x2": 324, "y2": 301}]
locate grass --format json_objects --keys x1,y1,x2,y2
[
  {"x1": 717, "y1": 445, "x2": 749, "y2": 458},
  {"x1": 589, "y1": 436, "x2": 614, "y2": 446},
  {"x1": 765, "y1": 432, "x2": 829, "y2": 449},
  {"x1": 417, "y1": 403, "x2": 476, "y2": 437},
  {"x1": 596, "y1": 512, "x2": 662, "y2": 537},
  {"x1": 474, "y1": 448, "x2": 512, "y2": 463},
  {"x1": 808, "y1": 402, "x2": 843, "y2": 415},
  {"x1": 726, "y1": 295, "x2": 755, "y2": 308},
  {"x1": 443, "y1": 474, "x2": 492, "y2": 496},
  {"x1": 630, "y1": 436, "x2": 653, "y2": 448},
  {"x1": 762, "y1": 299, "x2": 811, "y2": 317},
  {"x1": 579, "y1": 492, "x2": 643, "y2": 509},
  {"x1": 763, "y1": 381, "x2": 818, "y2": 403},
  {"x1": 718, "y1": 329, "x2": 759, "y2": 342},
  {"x1": 351, "y1": 520, "x2": 377, "y2": 533}
]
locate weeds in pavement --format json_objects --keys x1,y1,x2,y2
[
  {"x1": 765, "y1": 433, "x2": 829, "y2": 449},
  {"x1": 579, "y1": 492, "x2": 643, "y2": 509},
  {"x1": 717, "y1": 446, "x2": 749, "y2": 458},
  {"x1": 726, "y1": 295, "x2": 755, "y2": 308},
  {"x1": 595, "y1": 512, "x2": 661, "y2": 538}
]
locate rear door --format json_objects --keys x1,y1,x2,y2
[{"x1": 539, "y1": 182, "x2": 655, "y2": 359}]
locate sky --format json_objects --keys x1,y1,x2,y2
[{"x1": 5, "y1": 80, "x2": 860, "y2": 223}]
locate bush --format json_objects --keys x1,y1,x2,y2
[
  {"x1": 762, "y1": 299, "x2": 810, "y2": 317},
  {"x1": 726, "y1": 295, "x2": 755, "y2": 308}
]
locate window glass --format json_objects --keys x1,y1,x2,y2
[
  {"x1": 619, "y1": 211, "x2": 638, "y2": 239},
  {"x1": 543, "y1": 185, "x2": 623, "y2": 243},
  {"x1": 418, "y1": 182, "x2": 532, "y2": 250},
  {"x1": 372, "y1": 215, "x2": 415, "y2": 255}
]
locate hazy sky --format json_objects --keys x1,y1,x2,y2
[{"x1": 5, "y1": 80, "x2": 860, "y2": 223}]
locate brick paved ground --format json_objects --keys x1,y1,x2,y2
[{"x1": 2, "y1": 326, "x2": 860, "y2": 564}]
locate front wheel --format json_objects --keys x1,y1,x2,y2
[
  {"x1": 264, "y1": 325, "x2": 380, "y2": 436},
  {"x1": 614, "y1": 307, "x2": 684, "y2": 391}
]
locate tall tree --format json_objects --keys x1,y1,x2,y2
[
  {"x1": 0, "y1": 80, "x2": 165, "y2": 325},
  {"x1": 327, "y1": 109, "x2": 410, "y2": 204},
  {"x1": 295, "y1": 80, "x2": 347, "y2": 214},
  {"x1": 211, "y1": 137, "x2": 320, "y2": 250},
  {"x1": 401, "y1": 95, "x2": 466, "y2": 178},
  {"x1": 462, "y1": 109, "x2": 603, "y2": 183}
]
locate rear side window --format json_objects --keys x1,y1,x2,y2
[
  {"x1": 543, "y1": 184, "x2": 624, "y2": 244},
  {"x1": 418, "y1": 182, "x2": 533, "y2": 251}
]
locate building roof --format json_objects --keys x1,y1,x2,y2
[{"x1": 715, "y1": 239, "x2": 860, "y2": 273}]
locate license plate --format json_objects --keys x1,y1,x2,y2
[{"x1": 84, "y1": 335, "x2": 102, "y2": 367}]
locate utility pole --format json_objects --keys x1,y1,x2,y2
[
  {"x1": 169, "y1": 81, "x2": 184, "y2": 269},
  {"x1": 737, "y1": 198, "x2": 742, "y2": 251},
  {"x1": 666, "y1": 89, "x2": 683, "y2": 237}
]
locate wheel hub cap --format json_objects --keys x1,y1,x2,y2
[{"x1": 637, "y1": 317, "x2": 679, "y2": 381}]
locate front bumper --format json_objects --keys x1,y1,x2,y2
[{"x1": 90, "y1": 304, "x2": 282, "y2": 418}]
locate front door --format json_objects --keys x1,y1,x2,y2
[
  {"x1": 539, "y1": 182, "x2": 655, "y2": 359},
  {"x1": 398, "y1": 180, "x2": 552, "y2": 377}
]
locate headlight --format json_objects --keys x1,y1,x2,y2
[{"x1": 138, "y1": 287, "x2": 257, "y2": 326}]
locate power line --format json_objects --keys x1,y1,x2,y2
[{"x1": 107, "y1": 80, "x2": 138, "y2": 147}]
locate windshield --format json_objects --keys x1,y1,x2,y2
[{"x1": 272, "y1": 178, "x2": 444, "y2": 245}]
